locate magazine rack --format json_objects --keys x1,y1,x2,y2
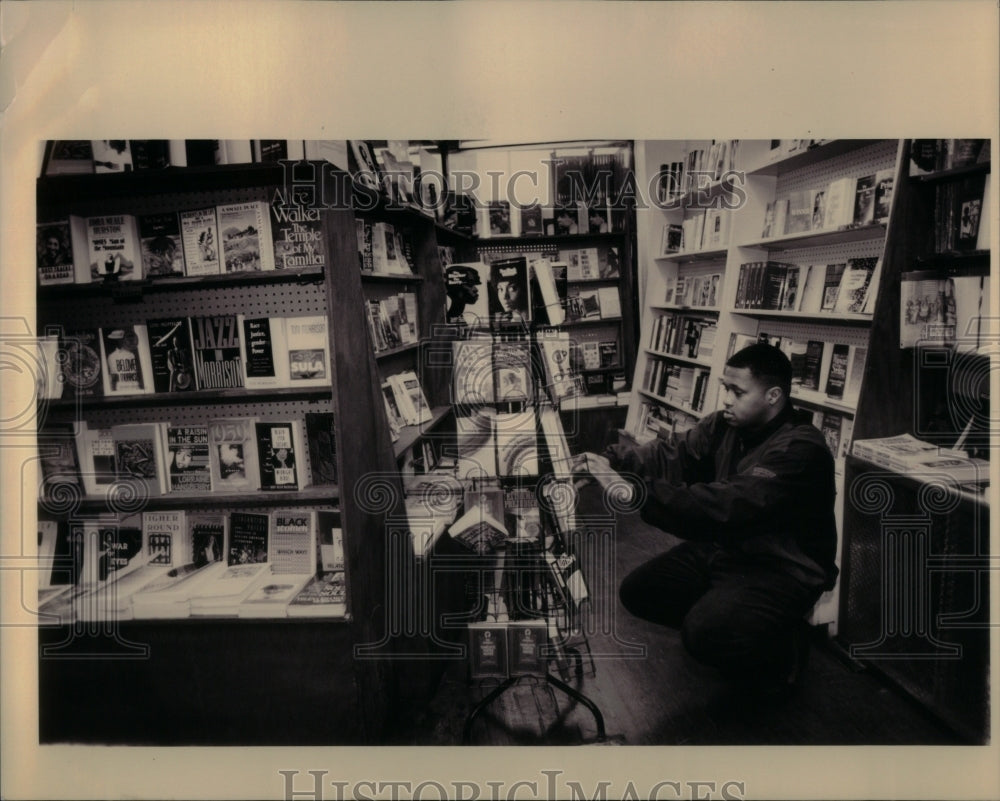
[{"x1": 462, "y1": 506, "x2": 605, "y2": 744}]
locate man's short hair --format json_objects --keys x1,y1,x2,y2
[{"x1": 726, "y1": 342, "x2": 792, "y2": 398}]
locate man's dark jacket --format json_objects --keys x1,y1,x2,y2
[{"x1": 605, "y1": 405, "x2": 839, "y2": 590}]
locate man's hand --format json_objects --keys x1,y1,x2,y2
[{"x1": 571, "y1": 452, "x2": 612, "y2": 489}]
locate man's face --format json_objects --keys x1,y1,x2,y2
[
  {"x1": 497, "y1": 280, "x2": 521, "y2": 310},
  {"x1": 719, "y1": 365, "x2": 777, "y2": 429}
]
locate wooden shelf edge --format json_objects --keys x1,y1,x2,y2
[
  {"x1": 643, "y1": 349, "x2": 713, "y2": 368},
  {"x1": 739, "y1": 222, "x2": 887, "y2": 251},
  {"x1": 42, "y1": 385, "x2": 333, "y2": 412},
  {"x1": 729, "y1": 308, "x2": 873, "y2": 324},
  {"x1": 393, "y1": 405, "x2": 453, "y2": 458},
  {"x1": 37, "y1": 267, "x2": 327, "y2": 297},
  {"x1": 747, "y1": 140, "x2": 876, "y2": 177},
  {"x1": 636, "y1": 388, "x2": 707, "y2": 418},
  {"x1": 45, "y1": 485, "x2": 341, "y2": 513}
]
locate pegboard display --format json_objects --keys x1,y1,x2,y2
[
  {"x1": 773, "y1": 236, "x2": 886, "y2": 268},
  {"x1": 774, "y1": 139, "x2": 898, "y2": 198},
  {"x1": 38, "y1": 279, "x2": 330, "y2": 330}
]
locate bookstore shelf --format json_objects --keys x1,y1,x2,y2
[
  {"x1": 747, "y1": 140, "x2": 872, "y2": 177},
  {"x1": 788, "y1": 387, "x2": 857, "y2": 416},
  {"x1": 561, "y1": 317, "x2": 623, "y2": 328},
  {"x1": 42, "y1": 385, "x2": 334, "y2": 411},
  {"x1": 729, "y1": 309, "x2": 873, "y2": 325},
  {"x1": 35, "y1": 156, "x2": 404, "y2": 744},
  {"x1": 649, "y1": 304, "x2": 721, "y2": 314},
  {"x1": 673, "y1": 175, "x2": 740, "y2": 210},
  {"x1": 474, "y1": 232, "x2": 624, "y2": 248},
  {"x1": 393, "y1": 404, "x2": 453, "y2": 459},
  {"x1": 37, "y1": 266, "x2": 327, "y2": 296},
  {"x1": 740, "y1": 222, "x2": 887, "y2": 252},
  {"x1": 642, "y1": 348, "x2": 712, "y2": 368},
  {"x1": 375, "y1": 342, "x2": 421, "y2": 360},
  {"x1": 655, "y1": 247, "x2": 729, "y2": 264},
  {"x1": 911, "y1": 161, "x2": 991, "y2": 183},
  {"x1": 637, "y1": 388, "x2": 708, "y2": 419},
  {"x1": 64, "y1": 486, "x2": 340, "y2": 514},
  {"x1": 361, "y1": 271, "x2": 425, "y2": 283}
]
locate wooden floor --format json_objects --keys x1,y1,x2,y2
[{"x1": 387, "y1": 486, "x2": 966, "y2": 746}]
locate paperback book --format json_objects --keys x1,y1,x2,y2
[
  {"x1": 111, "y1": 422, "x2": 167, "y2": 498},
  {"x1": 207, "y1": 417, "x2": 260, "y2": 492},
  {"x1": 36, "y1": 221, "x2": 75, "y2": 285},
  {"x1": 179, "y1": 207, "x2": 222, "y2": 276},
  {"x1": 217, "y1": 201, "x2": 275, "y2": 273},
  {"x1": 492, "y1": 340, "x2": 533, "y2": 403},
  {"x1": 255, "y1": 421, "x2": 303, "y2": 491},
  {"x1": 73, "y1": 421, "x2": 116, "y2": 496},
  {"x1": 99, "y1": 324, "x2": 154, "y2": 396},
  {"x1": 304, "y1": 412, "x2": 338, "y2": 486},
  {"x1": 453, "y1": 339, "x2": 495, "y2": 406},
  {"x1": 138, "y1": 212, "x2": 185, "y2": 278},
  {"x1": 163, "y1": 425, "x2": 212, "y2": 493},
  {"x1": 238, "y1": 315, "x2": 288, "y2": 389},
  {"x1": 269, "y1": 187, "x2": 326, "y2": 270},
  {"x1": 190, "y1": 314, "x2": 245, "y2": 390},
  {"x1": 286, "y1": 570, "x2": 347, "y2": 617},
  {"x1": 80, "y1": 214, "x2": 142, "y2": 282},
  {"x1": 285, "y1": 315, "x2": 331, "y2": 387},
  {"x1": 496, "y1": 411, "x2": 539, "y2": 478},
  {"x1": 456, "y1": 409, "x2": 498, "y2": 480},
  {"x1": 146, "y1": 317, "x2": 198, "y2": 393},
  {"x1": 238, "y1": 510, "x2": 317, "y2": 618},
  {"x1": 57, "y1": 328, "x2": 104, "y2": 399}
]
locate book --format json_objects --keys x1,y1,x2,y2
[
  {"x1": 190, "y1": 314, "x2": 244, "y2": 390},
  {"x1": 269, "y1": 186, "x2": 326, "y2": 270},
  {"x1": 490, "y1": 257, "x2": 532, "y2": 326},
  {"x1": 468, "y1": 622, "x2": 509, "y2": 678},
  {"x1": 56, "y1": 328, "x2": 104, "y2": 399},
  {"x1": 286, "y1": 570, "x2": 347, "y2": 618},
  {"x1": 304, "y1": 412, "x2": 338, "y2": 486},
  {"x1": 91, "y1": 140, "x2": 133, "y2": 173},
  {"x1": 138, "y1": 212, "x2": 185, "y2": 278},
  {"x1": 537, "y1": 331, "x2": 583, "y2": 403},
  {"x1": 520, "y1": 203, "x2": 543, "y2": 236},
  {"x1": 507, "y1": 620, "x2": 548, "y2": 677},
  {"x1": 853, "y1": 174, "x2": 876, "y2": 226},
  {"x1": 488, "y1": 200, "x2": 511, "y2": 235},
  {"x1": 41, "y1": 140, "x2": 94, "y2": 175},
  {"x1": 163, "y1": 425, "x2": 212, "y2": 493},
  {"x1": 99, "y1": 324, "x2": 154, "y2": 396},
  {"x1": 207, "y1": 417, "x2": 260, "y2": 492},
  {"x1": 873, "y1": 169, "x2": 895, "y2": 223},
  {"x1": 73, "y1": 421, "x2": 116, "y2": 496},
  {"x1": 456, "y1": 409, "x2": 498, "y2": 480},
  {"x1": 779, "y1": 265, "x2": 807, "y2": 311},
  {"x1": 819, "y1": 412, "x2": 844, "y2": 457},
  {"x1": 179, "y1": 207, "x2": 222, "y2": 276},
  {"x1": 316, "y1": 511, "x2": 344, "y2": 572},
  {"x1": 844, "y1": 346, "x2": 867, "y2": 402},
  {"x1": 146, "y1": 318, "x2": 198, "y2": 393},
  {"x1": 37, "y1": 520, "x2": 73, "y2": 609},
  {"x1": 851, "y1": 433, "x2": 940, "y2": 472},
  {"x1": 238, "y1": 315, "x2": 288, "y2": 390},
  {"x1": 598, "y1": 286, "x2": 622, "y2": 318},
  {"x1": 492, "y1": 340, "x2": 533, "y2": 403},
  {"x1": 82, "y1": 214, "x2": 142, "y2": 281},
  {"x1": 238, "y1": 510, "x2": 317, "y2": 618},
  {"x1": 111, "y1": 422, "x2": 167, "y2": 497},
  {"x1": 496, "y1": 410, "x2": 538, "y2": 478},
  {"x1": 189, "y1": 512, "x2": 270, "y2": 617},
  {"x1": 390, "y1": 370, "x2": 433, "y2": 425},
  {"x1": 784, "y1": 190, "x2": 814, "y2": 235},
  {"x1": 821, "y1": 176, "x2": 857, "y2": 229},
  {"x1": 956, "y1": 173, "x2": 987, "y2": 251},
  {"x1": 661, "y1": 223, "x2": 683, "y2": 255},
  {"x1": 444, "y1": 262, "x2": 491, "y2": 327},
  {"x1": 824, "y1": 343, "x2": 850, "y2": 399},
  {"x1": 801, "y1": 340, "x2": 826, "y2": 391},
  {"x1": 37, "y1": 424, "x2": 82, "y2": 500},
  {"x1": 820, "y1": 263, "x2": 847, "y2": 312},
  {"x1": 129, "y1": 139, "x2": 173, "y2": 170},
  {"x1": 255, "y1": 421, "x2": 304, "y2": 491},
  {"x1": 833, "y1": 257, "x2": 879, "y2": 314},
  {"x1": 539, "y1": 406, "x2": 573, "y2": 480},
  {"x1": 217, "y1": 200, "x2": 274, "y2": 273},
  {"x1": 36, "y1": 221, "x2": 75, "y2": 285},
  {"x1": 284, "y1": 314, "x2": 331, "y2": 387},
  {"x1": 449, "y1": 502, "x2": 508, "y2": 555},
  {"x1": 544, "y1": 551, "x2": 590, "y2": 608},
  {"x1": 530, "y1": 259, "x2": 567, "y2": 326},
  {"x1": 381, "y1": 381, "x2": 406, "y2": 438},
  {"x1": 453, "y1": 339, "x2": 495, "y2": 406}
]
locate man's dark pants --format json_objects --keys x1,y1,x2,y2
[{"x1": 619, "y1": 540, "x2": 823, "y2": 682}]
